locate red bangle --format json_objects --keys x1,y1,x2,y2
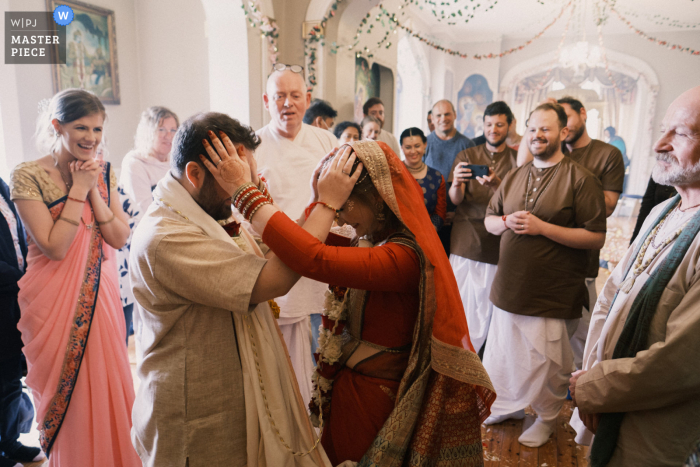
[
  {"x1": 67, "y1": 196, "x2": 86, "y2": 203},
  {"x1": 502, "y1": 214, "x2": 508, "y2": 229}
]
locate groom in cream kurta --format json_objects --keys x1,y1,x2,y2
[
  {"x1": 130, "y1": 112, "x2": 329, "y2": 467},
  {"x1": 255, "y1": 67, "x2": 337, "y2": 407}
]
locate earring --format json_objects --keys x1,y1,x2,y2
[
  {"x1": 375, "y1": 201, "x2": 386, "y2": 222},
  {"x1": 345, "y1": 200, "x2": 355, "y2": 212}
]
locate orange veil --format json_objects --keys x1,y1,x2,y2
[{"x1": 350, "y1": 140, "x2": 495, "y2": 419}]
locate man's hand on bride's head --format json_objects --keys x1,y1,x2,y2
[
  {"x1": 317, "y1": 146, "x2": 363, "y2": 209},
  {"x1": 199, "y1": 130, "x2": 252, "y2": 195}
]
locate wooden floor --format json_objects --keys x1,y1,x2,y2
[{"x1": 482, "y1": 402, "x2": 589, "y2": 467}]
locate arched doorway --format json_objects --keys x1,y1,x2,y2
[{"x1": 500, "y1": 48, "x2": 659, "y2": 195}]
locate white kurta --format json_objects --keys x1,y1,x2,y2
[
  {"x1": 254, "y1": 123, "x2": 338, "y2": 408},
  {"x1": 483, "y1": 307, "x2": 577, "y2": 422},
  {"x1": 377, "y1": 128, "x2": 401, "y2": 158},
  {"x1": 570, "y1": 199, "x2": 700, "y2": 466},
  {"x1": 449, "y1": 254, "x2": 497, "y2": 353}
]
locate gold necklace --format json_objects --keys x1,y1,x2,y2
[
  {"x1": 619, "y1": 203, "x2": 686, "y2": 293},
  {"x1": 404, "y1": 161, "x2": 426, "y2": 173},
  {"x1": 55, "y1": 162, "x2": 73, "y2": 192}
]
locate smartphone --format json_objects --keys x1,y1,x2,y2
[{"x1": 462, "y1": 164, "x2": 489, "y2": 179}]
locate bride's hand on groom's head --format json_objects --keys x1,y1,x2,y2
[
  {"x1": 199, "y1": 130, "x2": 251, "y2": 195},
  {"x1": 317, "y1": 146, "x2": 363, "y2": 209},
  {"x1": 309, "y1": 148, "x2": 338, "y2": 204}
]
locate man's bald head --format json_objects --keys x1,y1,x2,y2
[
  {"x1": 432, "y1": 99, "x2": 455, "y2": 114},
  {"x1": 431, "y1": 100, "x2": 457, "y2": 137},
  {"x1": 652, "y1": 86, "x2": 700, "y2": 188},
  {"x1": 266, "y1": 69, "x2": 306, "y2": 96},
  {"x1": 263, "y1": 69, "x2": 311, "y2": 139}
]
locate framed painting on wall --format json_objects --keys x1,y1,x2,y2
[{"x1": 47, "y1": 0, "x2": 120, "y2": 104}]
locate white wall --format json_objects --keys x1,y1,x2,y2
[
  {"x1": 0, "y1": 0, "x2": 142, "y2": 170},
  {"x1": 135, "y1": 0, "x2": 210, "y2": 126}
]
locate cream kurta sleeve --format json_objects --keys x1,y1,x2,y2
[
  {"x1": 576, "y1": 264, "x2": 700, "y2": 414},
  {"x1": 153, "y1": 229, "x2": 267, "y2": 313}
]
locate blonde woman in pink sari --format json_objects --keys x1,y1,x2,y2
[{"x1": 10, "y1": 89, "x2": 140, "y2": 467}]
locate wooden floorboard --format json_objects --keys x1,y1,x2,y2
[{"x1": 482, "y1": 402, "x2": 589, "y2": 467}]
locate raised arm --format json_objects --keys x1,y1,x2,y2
[
  {"x1": 199, "y1": 132, "x2": 420, "y2": 295},
  {"x1": 13, "y1": 161, "x2": 98, "y2": 261}
]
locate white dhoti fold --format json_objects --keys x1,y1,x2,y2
[
  {"x1": 483, "y1": 306, "x2": 577, "y2": 422},
  {"x1": 277, "y1": 315, "x2": 314, "y2": 410},
  {"x1": 449, "y1": 254, "x2": 497, "y2": 352},
  {"x1": 570, "y1": 277, "x2": 598, "y2": 369}
]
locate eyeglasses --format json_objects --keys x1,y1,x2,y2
[{"x1": 271, "y1": 63, "x2": 305, "y2": 78}]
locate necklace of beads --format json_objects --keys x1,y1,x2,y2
[
  {"x1": 404, "y1": 161, "x2": 426, "y2": 173},
  {"x1": 619, "y1": 202, "x2": 687, "y2": 293}
]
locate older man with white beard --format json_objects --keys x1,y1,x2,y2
[
  {"x1": 570, "y1": 86, "x2": 700, "y2": 467},
  {"x1": 483, "y1": 103, "x2": 606, "y2": 447},
  {"x1": 254, "y1": 64, "x2": 338, "y2": 408}
]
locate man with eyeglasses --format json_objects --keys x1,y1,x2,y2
[{"x1": 254, "y1": 63, "x2": 338, "y2": 409}]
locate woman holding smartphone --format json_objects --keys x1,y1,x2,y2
[{"x1": 400, "y1": 127, "x2": 446, "y2": 230}]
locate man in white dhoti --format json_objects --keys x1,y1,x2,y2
[
  {"x1": 129, "y1": 112, "x2": 330, "y2": 467},
  {"x1": 483, "y1": 103, "x2": 606, "y2": 447},
  {"x1": 255, "y1": 64, "x2": 338, "y2": 408},
  {"x1": 570, "y1": 87, "x2": 700, "y2": 467},
  {"x1": 448, "y1": 101, "x2": 517, "y2": 355}
]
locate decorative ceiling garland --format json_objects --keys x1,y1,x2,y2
[
  {"x1": 603, "y1": 1, "x2": 700, "y2": 55},
  {"x1": 303, "y1": 0, "x2": 349, "y2": 91},
  {"x1": 619, "y1": 9, "x2": 700, "y2": 29},
  {"x1": 530, "y1": 4, "x2": 574, "y2": 91},
  {"x1": 241, "y1": 0, "x2": 279, "y2": 66},
  {"x1": 594, "y1": 1, "x2": 621, "y2": 92},
  {"x1": 407, "y1": 0, "x2": 499, "y2": 25},
  {"x1": 386, "y1": 0, "x2": 573, "y2": 59}
]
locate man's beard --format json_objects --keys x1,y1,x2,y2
[
  {"x1": 194, "y1": 174, "x2": 233, "y2": 221},
  {"x1": 486, "y1": 133, "x2": 508, "y2": 149},
  {"x1": 565, "y1": 122, "x2": 586, "y2": 145},
  {"x1": 530, "y1": 136, "x2": 560, "y2": 161},
  {"x1": 652, "y1": 153, "x2": 700, "y2": 187}
]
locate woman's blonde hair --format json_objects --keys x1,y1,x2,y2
[
  {"x1": 34, "y1": 88, "x2": 106, "y2": 155},
  {"x1": 133, "y1": 106, "x2": 179, "y2": 154}
]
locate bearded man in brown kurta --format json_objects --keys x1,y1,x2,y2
[
  {"x1": 448, "y1": 101, "x2": 517, "y2": 355},
  {"x1": 129, "y1": 112, "x2": 330, "y2": 467},
  {"x1": 482, "y1": 103, "x2": 606, "y2": 447},
  {"x1": 557, "y1": 96, "x2": 626, "y2": 370}
]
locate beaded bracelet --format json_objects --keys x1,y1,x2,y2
[
  {"x1": 233, "y1": 183, "x2": 258, "y2": 205},
  {"x1": 246, "y1": 200, "x2": 272, "y2": 222},
  {"x1": 502, "y1": 215, "x2": 508, "y2": 229},
  {"x1": 304, "y1": 201, "x2": 338, "y2": 220}
]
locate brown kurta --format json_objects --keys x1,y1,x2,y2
[
  {"x1": 448, "y1": 145, "x2": 516, "y2": 264},
  {"x1": 486, "y1": 157, "x2": 606, "y2": 319},
  {"x1": 567, "y1": 139, "x2": 625, "y2": 277}
]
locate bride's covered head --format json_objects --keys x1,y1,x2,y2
[{"x1": 325, "y1": 144, "x2": 403, "y2": 240}]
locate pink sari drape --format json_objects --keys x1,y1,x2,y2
[{"x1": 17, "y1": 163, "x2": 139, "y2": 466}]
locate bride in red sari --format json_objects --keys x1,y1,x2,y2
[{"x1": 201, "y1": 136, "x2": 495, "y2": 466}]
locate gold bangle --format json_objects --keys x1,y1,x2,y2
[
  {"x1": 58, "y1": 216, "x2": 80, "y2": 226},
  {"x1": 248, "y1": 201, "x2": 272, "y2": 222},
  {"x1": 233, "y1": 183, "x2": 257, "y2": 204},
  {"x1": 97, "y1": 212, "x2": 116, "y2": 225},
  {"x1": 241, "y1": 194, "x2": 266, "y2": 217}
]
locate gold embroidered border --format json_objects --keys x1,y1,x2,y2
[
  {"x1": 430, "y1": 336, "x2": 495, "y2": 393},
  {"x1": 351, "y1": 141, "x2": 403, "y2": 223}
]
